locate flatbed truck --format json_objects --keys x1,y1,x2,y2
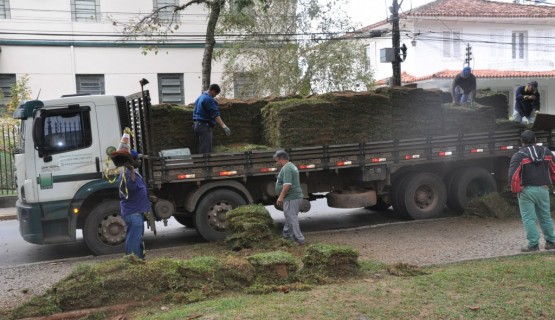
[{"x1": 13, "y1": 88, "x2": 554, "y2": 255}]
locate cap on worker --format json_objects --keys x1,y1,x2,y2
[
  {"x1": 528, "y1": 80, "x2": 538, "y2": 89},
  {"x1": 111, "y1": 129, "x2": 134, "y2": 167},
  {"x1": 462, "y1": 67, "x2": 471, "y2": 77},
  {"x1": 131, "y1": 149, "x2": 139, "y2": 159},
  {"x1": 520, "y1": 130, "x2": 536, "y2": 144}
]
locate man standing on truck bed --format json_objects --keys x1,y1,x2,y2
[
  {"x1": 513, "y1": 81, "x2": 540, "y2": 125},
  {"x1": 508, "y1": 130, "x2": 555, "y2": 252},
  {"x1": 451, "y1": 66, "x2": 476, "y2": 106},
  {"x1": 193, "y1": 84, "x2": 231, "y2": 154},
  {"x1": 274, "y1": 150, "x2": 305, "y2": 245}
]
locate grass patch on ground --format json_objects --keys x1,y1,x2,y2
[{"x1": 134, "y1": 254, "x2": 555, "y2": 320}]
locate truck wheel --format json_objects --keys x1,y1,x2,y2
[
  {"x1": 195, "y1": 189, "x2": 246, "y2": 242},
  {"x1": 391, "y1": 173, "x2": 418, "y2": 219},
  {"x1": 173, "y1": 215, "x2": 195, "y2": 228},
  {"x1": 447, "y1": 167, "x2": 497, "y2": 214},
  {"x1": 83, "y1": 200, "x2": 126, "y2": 255},
  {"x1": 401, "y1": 172, "x2": 447, "y2": 220}
]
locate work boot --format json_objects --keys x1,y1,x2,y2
[
  {"x1": 545, "y1": 241, "x2": 555, "y2": 250},
  {"x1": 521, "y1": 245, "x2": 540, "y2": 252}
]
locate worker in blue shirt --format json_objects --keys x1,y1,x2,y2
[{"x1": 193, "y1": 84, "x2": 231, "y2": 154}]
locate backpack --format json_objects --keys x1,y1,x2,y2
[{"x1": 510, "y1": 146, "x2": 555, "y2": 193}]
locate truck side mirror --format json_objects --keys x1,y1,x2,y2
[{"x1": 32, "y1": 114, "x2": 47, "y2": 157}]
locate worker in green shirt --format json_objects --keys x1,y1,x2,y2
[{"x1": 274, "y1": 150, "x2": 305, "y2": 245}]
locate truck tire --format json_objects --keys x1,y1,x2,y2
[
  {"x1": 83, "y1": 200, "x2": 126, "y2": 255},
  {"x1": 447, "y1": 167, "x2": 497, "y2": 214},
  {"x1": 391, "y1": 173, "x2": 418, "y2": 219},
  {"x1": 400, "y1": 172, "x2": 447, "y2": 220},
  {"x1": 195, "y1": 189, "x2": 246, "y2": 242},
  {"x1": 327, "y1": 189, "x2": 377, "y2": 208}
]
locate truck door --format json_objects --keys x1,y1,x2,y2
[{"x1": 32, "y1": 104, "x2": 102, "y2": 206}]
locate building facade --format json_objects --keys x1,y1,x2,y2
[
  {"x1": 0, "y1": 0, "x2": 222, "y2": 106},
  {"x1": 363, "y1": 0, "x2": 555, "y2": 115}
]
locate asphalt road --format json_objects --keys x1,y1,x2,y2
[{"x1": 0, "y1": 199, "x2": 400, "y2": 267}]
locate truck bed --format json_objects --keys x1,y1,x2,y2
[{"x1": 150, "y1": 129, "x2": 553, "y2": 187}]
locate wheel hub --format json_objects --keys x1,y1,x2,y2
[
  {"x1": 99, "y1": 214, "x2": 126, "y2": 245},
  {"x1": 414, "y1": 186, "x2": 433, "y2": 209},
  {"x1": 207, "y1": 201, "x2": 232, "y2": 231}
]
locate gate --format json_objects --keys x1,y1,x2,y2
[{"x1": 0, "y1": 122, "x2": 18, "y2": 195}]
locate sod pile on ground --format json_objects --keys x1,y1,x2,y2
[
  {"x1": 463, "y1": 191, "x2": 555, "y2": 219},
  {"x1": 247, "y1": 251, "x2": 299, "y2": 285},
  {"x1": 442, "y1": 103, "x2": 497, "y2": 135},
  {"x1": 301, "y1": 243, "x2": 360, "y2": 278},
  {"x1": 225, "y1": 204, "x2": 278, "y2": 251},
  {"x1": 375, "y1": 87, "x2": 444, "y2": 140}
]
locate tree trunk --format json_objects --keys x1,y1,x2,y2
[{"x1": 201, "y1": 0, "x2": 224, "y2": 91}]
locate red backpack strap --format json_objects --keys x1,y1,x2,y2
[{"x1": 545, "y1": 154, "x2": 555, "y2": 183}]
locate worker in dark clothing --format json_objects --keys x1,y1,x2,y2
[
  {"x1": 193, "y1": 84, "x2": 231, "y2": 154},
  {"x1": 508, "y1": 130, "x2": 555, "y2": 252},
  {"x1": 513, "y1": 81, "x2": 540, "y2": 125},
  {"x1": 451, "y1": 67, "x2": 476, "y2": 106}
]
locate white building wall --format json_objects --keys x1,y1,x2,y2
[{"x1": 0, "y1": 0, "x2": 221, "y2": 104}]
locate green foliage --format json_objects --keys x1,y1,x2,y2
[
  {"x1": 8, "y1": 74, "x2": 32, "y2": 112},
  {"x1": 225, "y1": 204, "x2": 278, "y2": 251},
  {"x1": 301, "y1": 243, "x2": 360, "y2": 280},
  {"x1": 217, "y1": 0, "x2": 374, "y2": 97}
]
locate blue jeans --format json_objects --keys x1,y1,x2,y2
[
  {"x1": 123, "y1": 212, "x2": 145, "y2": 259},
  {"x1": 518, "y1": 186, "x2": 555, "y2": 247}
]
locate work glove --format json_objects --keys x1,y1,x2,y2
[
  {"x1": 223, "y1": 126, "x2": 231, "y2": 136},
  {"x1": 522, "y1": 116, "x2": 529, "y2": 125}
]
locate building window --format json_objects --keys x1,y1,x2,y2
[
  {"x1": 76, "y1": 75, "x2": 105, "y2": 95},
  {"x1": 512, "y1": 31, "x2": 527, "y2": 60},
  {"x1": 158, "y1": 74, "x2": 184, "y2": 104},
  {"x1": 442, "y1": 31, "x2": 461, "y2": 58},
  {"x1": 0, "y1": 0, "x2": 10, "y2": 19},
  {"x1": 153, "y1": 0, "x2": 178, "y2": 22},
  {"x1": 0, "y1": 74, "x2": 16, "y2": 109},
  {"x1": 71, "y1": 0, "x2": 100, "y2": 22},
  {"x1": 234, "y1": 73, "x2": 256, "y2": 99}
]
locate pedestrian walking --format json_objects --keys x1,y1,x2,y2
[
  {"x1": 508, "y1": 130, "x2": 555, "y2": 252},
  {"x1": 274, "y1": 150, "x2": 305, "y2": 245},
  {"x1": 193, "y1": 83, "x2": 231, "y2": 154}
]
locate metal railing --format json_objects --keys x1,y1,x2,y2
[{"x1": 0, "y1": 123, "x2": 18, "y2": 195}]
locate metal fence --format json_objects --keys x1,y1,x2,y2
[{"x1": 0, "y1": 123, "x2": 18, "y2": 195}]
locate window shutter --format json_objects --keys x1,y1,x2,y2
[
  {"x1": 76, "y1": 75, "x2": 105, "y2": 95},
  {"x1": 158, "y1": 74, "x2": 184, "y2": 104}
]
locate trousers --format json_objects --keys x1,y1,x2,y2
[
  {"x1": 282, "y1": 198, "x2": 305, "y2": 244},
  {"x1": 123, "y1": 212, "x2": 145, "y2": 259},
  {"x1": 518, "y1": 186, "x2": 555, "y2": 247},
  {"x1": 194, "y1": 123, "x2": 213, "y2": 154}
]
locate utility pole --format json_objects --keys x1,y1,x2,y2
[{"x1": 390, "y1": 0, "x2": 401, "y2": 87}]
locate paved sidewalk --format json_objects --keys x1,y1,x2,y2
[{"x1": 0, "y1": 207, "x2": 16, "y2": 221}]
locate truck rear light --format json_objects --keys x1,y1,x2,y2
[
  {"x1": 219, "y1": 170, "x2": 238, "y2": 176},
  {"x1": 177, "y1": 173, "x2": 196, "y2": 179},
  {"x1": 405, "y1": 154, "x2": 420, "y2": 160},
  {"x1": 260, "y1": 167, "x2": 277, "y2": 173},
  {"x1": 470, "y1": 148, "x2": 484, "y2": 153},
  {"x1": 536, "y1": 142, "x2": 543, "y2": 146},
  {"x1": 500, "y1": 146, "x2": 514, "y2": 150},
  {"x1": 299, "y1": 164, "x2": 316, "y2": 169},
  {"x1": 438, "y1": 151, "x2": 452, "y2": 157},
  {"x1": 336, "y1": 160, "x2": 352, "y2": 166},
  {"x1": 371, "y1": 157, "x2": 386, "y2": 163}
]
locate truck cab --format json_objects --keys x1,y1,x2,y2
[{"x1": 14, "y1": 95, "x2": 125, "y2": 248}]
